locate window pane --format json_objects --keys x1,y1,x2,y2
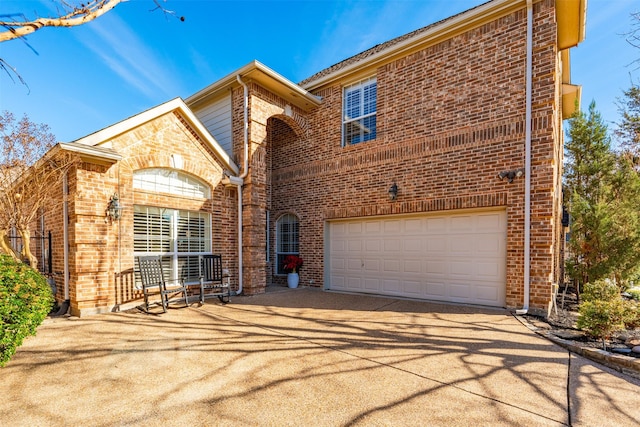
[
  {"x1": 134, "y1": 206, "x2": 211, "y2": 286},
  {"x1": 276, "y1": 214, "x2": 299, "y2": 274},
  {"x1": 177, "y1": 255, "x2": 200, "y2": 283},
  {"x1": 343, "y1": 77, "x2": 377, "y2": 146},
  {"x1": 133, "y1": 168, "x2": 210, "y2": 198},
  {"x1": 134, "y1": 206, "x2": 171, "y2": 253},
  {"x1": 362, "y1": 115, "x2": 377, "y2": 142}
]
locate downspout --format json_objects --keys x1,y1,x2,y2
[
  {"x1": 517, "y1": 0, "x2": 533, "y2": 315},
  {"x1": 222, "y1": 74, "x2": 250, "y2": 295},
  {"x1": 57, "y1": 172, "x2": 71, "y2": 316}
]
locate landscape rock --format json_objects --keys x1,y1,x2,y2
[
  {"x1": 552, "y1": 329, "x2": 586, "y2": 340},
  {"x1": 625, "y1": 338, "x2": 640, "y2": 347},
  {"x1": 632, "y1": 346, "x2": 640, "y2": 354}
]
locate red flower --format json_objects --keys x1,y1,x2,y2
[{"x1": 283, "y1": 255, "x2": 303, "y2": 273}]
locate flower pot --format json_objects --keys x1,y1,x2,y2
[{"x1": 287, "y1": 272, "x2": 299, "y2": 288}]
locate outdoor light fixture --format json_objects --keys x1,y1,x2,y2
[
  {"x1": 497, "y1": 168, "x2": 524, "y2": 184},
  {"x1": 106, "y1": 193, "x2": 123, "y2": 221},
  {"x1": 388, "y1": 183, "x2": 398, "y2": 201}
]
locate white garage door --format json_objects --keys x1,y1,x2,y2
[{"x1": 327, "y1": 210, "x2": 507, "y2": 307}]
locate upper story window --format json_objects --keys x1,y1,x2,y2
[
  {"x1": 133, "y1": 168, "x2": 210, "y2": 198},
  {"x1": 343, "y1": 77, "x2": 377, "y2": 146}
]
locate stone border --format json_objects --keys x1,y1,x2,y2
[{"x1": 515, "y1": 315, "x2": 640, "y2": 380}]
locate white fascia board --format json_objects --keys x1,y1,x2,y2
[
  {"x1": 186, "y1": 60, "x2": 322, "y2": 108},
  {"x1": 58, "y1": 142, "x2": 123, "y2": 162}
]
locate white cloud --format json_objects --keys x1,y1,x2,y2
[{"x1": 75, "y1": 12, "x2": 179, "y2": 100}]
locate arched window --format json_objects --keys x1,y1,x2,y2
[
  {"x1": 133, "y1": 168, "x2": 210, "y2": 198},
  {"x1": 276, "y1": 214, "x2": 299, "y2": 275}
]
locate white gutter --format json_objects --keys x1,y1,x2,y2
[
  {"x1": 517, "y1": 0, "x2": 533, "y2": 315},
  {"x1": 221, "y1": 74, "x2": 250, "y2": 295}
]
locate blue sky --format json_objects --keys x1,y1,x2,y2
[{"x1": 1, "y1": 0, "x2": 639, "y2": 143}]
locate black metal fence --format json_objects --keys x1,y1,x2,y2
[{"x1": 7, "y1": 231, "x2": 52, "y2": 275}]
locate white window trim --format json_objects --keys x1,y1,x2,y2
[
  {"x1": 275, "y1": 213, "x2": 299, "y2": 276},
  {"x1": 133, "y1": 168, "x2": 211, "y2": 198},
  {"x1": 342, "y1": 76, "x2": 377, "y2": 146},
  {"x1": 134, "y1": 206, "x2": 212, "y2": 286}
]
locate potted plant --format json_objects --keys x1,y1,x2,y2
[{"x1": 283, "y1": 255, "x2": 303, "y2": 288}]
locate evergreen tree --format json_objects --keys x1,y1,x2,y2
[
  {"x1": 564, "y1": 101, "x2": 640, "y2": 291},
  {"x1": 615, "y1": 84, "x2": 640, "y2": 169}
]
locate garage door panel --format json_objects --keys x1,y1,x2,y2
[
  {"x1": 365, "y1": 221, "x2": 382, "y2": 233},
  {"x1": 477, "y1": 235, "x2": 502, "y2": 254},
  {"x1": 477, "y1": 213, "x2": 504, "y2": 231},
  {"x1": 403, "y1": 280, "x2": 422, "y2": 295},
  {"x1": 426, "y1": 281, "x2": 446, "y2": 297},
  {"x1": 426, "y1": 217, "x2": 447, "y2": 232},
  {"x1": 383, "y1": 259, "x2": 401, "y2": 272},
  {"x1": 332, "y1": 239, "x2": 347, "y2": 252},
  {"x1": 450, "y1": 215, "x2": 473, "y2": 231},
  {"x1": 449, "y1": 283, "x2": 471, "y2": 299},
  {"x1": 384, "y1": 220, "x2": 402, "y2": 233},
  {"x1": 347, "y1": 276, "x2": 362, "y2": 289},
  {"x1": 332, "y1": 257, "x2": 346, "y2": 271},
  {"x1": 476, "y1": 284, "x2": 499, "y2": 302},
  {"x1": 427, "y1": 237, "x2": 447, "y2": 253},
  {"x1": 476, "y1": 261, "x2": 501, "y2": 280},
  {"x1": 384, "y1": 239, "x2": 401, "y2": 252},
  {"x1": 404, "y1": 238, "x2": 422, "y2": 252},
  {"x1": 364, "y1": 258, "x2": 380, "y2": 272},
  {"x1": 365, "y1": 239, "x2": 382, "y2": 251},
  {"x1": 383, "y1": 279, "x2": 401, "y2": 292},
  {"x1": 405, "y1": 219, "x2": 423, "y2": 232},
  {"x1": 364, "y1": 277, "x2": 380, "y2": 291},
  {"x1": 451, "y1": 236, "x2": 473, "y2": 254},
  {"x1": 347, "y1": 258, "x2": 362, "y2": 270},
  {"x1": 328, "y1": 210, "x2": 506, "y2": 307},
  {"x1": 348, "y1": 223, "x2": 363, "y2": 233},
  {"x1": 404, "y1": 260, "x2": 422, "y2": 273},
  {"x1": 450, "y1": 261, "x2": 474, "y2": 277},
  {"x1": 348, "y1": 240, "x2": 362, "y2": 251},
  {"x1": 426, "y1": 260, "x2": 446, "y2": 275}
]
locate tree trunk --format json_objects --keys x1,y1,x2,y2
[
  {"x1": 19, "y1": 227, "x2": 38, "y2": 269},
  {"x1": 0, "y1": 229, "x2": 19, "y2": 261}
]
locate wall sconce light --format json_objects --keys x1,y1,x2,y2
[
  {"x1": 106, "y1": 193, "x2": 123, "y2": 221},
  {"x1": 388, "y1": 183, "x2": 398, "y2": 201},
  {"x1": 497, "y1": 168, "x2": 524, "y2": 183}
]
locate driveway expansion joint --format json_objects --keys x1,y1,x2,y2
[{"x1": 514, "y1": 314, "x2": 640, "y2": 380}]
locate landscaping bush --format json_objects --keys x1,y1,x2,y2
[
  {"x1": 0, "y1": 254, "x2": 53, "y2": 367},
  {"x1": 576, "y1": 279, "x2": 637, "y2": 349}
]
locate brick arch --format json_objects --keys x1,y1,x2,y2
[
  {"x1": 122, "y1": 154, "x2": 223, "y2": 191},
  {"x1": 267, "y1": 114, "x2": 306, "y2": 139}
]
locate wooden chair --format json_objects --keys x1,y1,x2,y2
[
  {"x1": 136, "y1": 255, "x2": 189, "y2": 313},
  {"x1": 199, "y1": 254, "x2": 231, "y2": 304}
]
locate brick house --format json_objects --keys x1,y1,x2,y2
[{"x1": 38, "y1": 0, "x2": 585, "y2": 316}]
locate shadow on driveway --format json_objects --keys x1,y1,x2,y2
[{"x1": 2, "y1": 288, "x2": 638, "y2": 426}]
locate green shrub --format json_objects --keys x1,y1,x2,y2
[
  {"x1": 577, "y1": 279, "x2": 628, "y2": 349},
  {"x1": 627, "y1": 288, "x2": 640, "y2": 301},
  {"x1": 623, "y1": 300, "x2": 640, "y2": 329},
  {"x1": 0, "y1": 254, "x2": 53, "y2": 367}
]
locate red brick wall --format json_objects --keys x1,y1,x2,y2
[
  {"x1": 242, "y1": 0, "x2": 562, "y2": 313},
  {"x1": 45, "y1": 111, "x2": 238, "y2": 316}
]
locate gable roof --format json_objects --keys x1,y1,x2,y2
[
  {"x1": 300, "y1": 0, "x2": 587, "y2": 90},
  {"x1": 187, "y1": 60, "x2": 322, "y2": 112},
  {"x1": 71, "y1": 97, "x2": 239, "y2": 174}
]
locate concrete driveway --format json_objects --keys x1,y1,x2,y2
[{"x1": 1, "y1": 288, "x2": 639, "y2": 426}]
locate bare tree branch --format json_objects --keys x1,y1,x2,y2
[
  {"x1": 0, "y1": 111, "x2": 79, "y2": 267},
  {"x1": 0, "y1": 0, "x2": 122, "y2": 43}
]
